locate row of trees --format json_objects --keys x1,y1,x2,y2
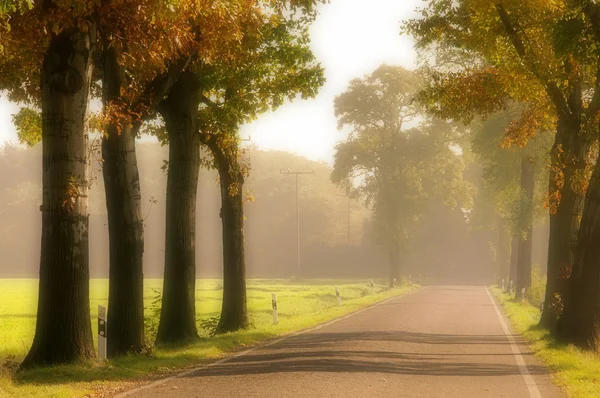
[
  {"x1": 404, "y1": 0, "x2": 600, "y2": 351},
  {"x1": 0, "y1": 0, "x2": 325, "y2": 368}
]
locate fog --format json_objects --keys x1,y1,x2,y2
[{"x1": 0, "y1": 141, "x2": 549, "y2": 283}]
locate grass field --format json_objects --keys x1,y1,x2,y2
[
  {"x1": 0, "y1": 278, "x2": 418, "y2": 398},
  {"x1": 492, "y1": 287, "x2": 600, "y2": 398}
]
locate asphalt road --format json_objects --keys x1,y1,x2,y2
[{"x1": 120, "y1": 286, "x2": 565, "y2": 398}]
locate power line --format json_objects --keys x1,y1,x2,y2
[{"x1": 280, "y1": 169, "x2": 314, "y2": 277}]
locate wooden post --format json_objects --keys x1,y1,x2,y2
[
  {"x1": 272, "y1": 293, "x2": 278, "y2": 325},
  {"x1": 98, "y1": 305, "x2": 107, "y2": 360},
  {"x1": 335, "y1": 287, "x2": 342, "y2": 306}
]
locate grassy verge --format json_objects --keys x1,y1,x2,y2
[
  {"x1": 0, "y1": 279, "x2": 418, "y2": 398},
  {"x1": 491, "y1": 287, "x2": 600, "y2": 398}
]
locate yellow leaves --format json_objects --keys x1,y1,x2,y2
[
  {"x1": 501, "y1": 106, "x2": 554, "y2": 148},
  {"x1": 243, "y1": 189, "x2": 255, "y2": 204},
  {"x1": 62, "y1": 176, "x2": 83, "y2": 214},
  {"x1": 99, "y1": 99, "x2": 144, "y2": 135}
]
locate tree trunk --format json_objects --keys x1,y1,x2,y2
[
  {"x1": 156, "y1": 72, "x2": 201, "y2": 344},
  {"x1": 21, "y1": 30, "x2": 95, "y2": 369},
  {"x1": 497, "y1": 217, "x2": 510, "y2": 285},
  {"x1": 102, "y1": 47, "x2": 145, "y2": 357},
  {"x1": 508, "y1": 236, "x2": 518, "y2": 292},
  {"x1": 389, "y1": 246, "x2": 400, "y2": 287},
  {"x1": 558, "y1": 151, "x2": 600, "y2": 350},
  {"x1": 541, "y1": 118, "x2": 587, "y2": 330},
  {"x1": 213, "y1": 148, "x2": 249, "y2": 333},
  {"x1": 515, "y1": 157, "x2": 535, "y2": 301}
]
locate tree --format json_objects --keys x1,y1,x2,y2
[
  {"x1": 556, "y1": 0, "x2": 600, "y2": 350},
  {"x1": 155, "y1": 4, "x2": 325, "y2": 338},
  {"x1": 470, "y1": 110, "x2": 552, "y2": 300},
  {"x1": 404, "y1": 0, "x2": 598, "y2": 330},
  {"x1": 331, "y1": 65, "x2": 471, "y2": 286},
  {"x1": 1, "y1": 0, "x2": 269, "y2": 361},
  {"x1": 0, "y1": 3, "x2": 97, "y2": 367},
  {"x1": 97, "y1": 0, "x2": 272, "y2": 355}
]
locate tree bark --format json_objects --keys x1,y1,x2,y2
[
  {"x1": 515, "y1": 157, "x2": 535, "y2": 301},
  {"x1": 389, "y1": 245, "x2": 400, "y2": 287},
  {"x1": 21, "y1": 30, "x2": 95, "y2": 369},
  {"x1": 508, "y1": 236, "x2": 518, "y2": 292},
  {"x1": 497, "y1": 217, "x2": 510, "y2": 285},
  {"x1": 156, "y1": 72, "x2": 202, "y2": 344},
  {"x1": 102, "y1": 47, "x2": 145, "y2": 357},
  {"x1": 558, "y1": 151, "x2": 600, "y2": 350},
  {"x1": 541, "y1": 118, "x2": 587, "y2": 330},
  {"x1": 210, "y1": 144, "x2": 249, "y2": 333}
]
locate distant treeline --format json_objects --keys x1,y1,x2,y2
[{"x1": 0, "y1": 141, "x2": 549, "y2": 280}]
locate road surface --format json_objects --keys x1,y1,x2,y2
[{"x1": 120, "y1": 286, "x2": 564, "y2": 398}]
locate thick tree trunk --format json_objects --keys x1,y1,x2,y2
[
  {"x1": 156, "y1": 72, "x2": 201, "y2": 344},
  {"x1": 214, "y1": 153, "x2": 249, "y2": 333},
  {"x1": 558, "y1": 153, "x2": 600, "y2": 350},
  {"x1": 21, "y1": 30, "x2": 95, "y2": 369},
  {"x1": 515, "y1": 157, "x2": 535, "y2": 301},
  {"x1": 102, "y1": 47, "x2": 145, "y2": 357},
  {"x1": 541, "y1": 118, "x2": 587, "y2": 330}
]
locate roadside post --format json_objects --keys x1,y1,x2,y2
[
  {"x1": 335, "y1": 287, "x2": 342, "y2": 306},
  {"x1": 393, "y1": 278, "x2": 397, "y2": 288},
  {"x1": 521, "y1": 288, "x2": 526, "y2": 303},
  {"x1": 272, "y1": 293, "x2": 279, "y2": 325},
  {"x1": 509, "y1": 280, "x2": 514, "y2": 294},
  {"x1": 370, "y1": 279, "x2": 374, "y2": 294},
  {"x1": 98, "y1": 305, "x2": 107, "y2": 361},
  {"x1": 501, "y1": 279, "x2": 505, "y2": 291}
]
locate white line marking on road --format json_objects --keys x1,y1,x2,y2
[
  {"x1": 113, "y1": 287, "x2": 423, "y2": 397},
  {"x1": 485, "y1": 287, "x2": 542, "y2": 398}
]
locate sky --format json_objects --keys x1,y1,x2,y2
[{"x1": 0, "y1": 0, "x2": 420, "y2": 164}]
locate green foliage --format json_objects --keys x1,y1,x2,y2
[
  {"x1": 527, "y1": 264, "x2": 546, "y2": 308},
  {"x1": 198, "y1": 316, "x2": 221, "y2": 337},
  {"x1": 143, "y1": 288, "x2": 163, "y2": 345},
  {"x1": 11, "y1": 107, "x2": 41, "y2": 147},
  {"x1": 331, "y1": 65, "x2": 472, "y2": 252},
  {"x1": 469, "y1": 110, "x2": 552, "y2": 237}
]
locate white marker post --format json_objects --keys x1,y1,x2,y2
[
  {"x1": 509, "y1": 280, "x2": 514, "y2": 294},
  {"x1": 501, "y1": 279, "x2": 505, "y2": 291},
  {"x1": 98, "y1": 305, "x2": 107, "y2": 361},
  {"x1": 370, "y1": 279, "x2": 374, "y2": 294},
  {"x1": 272, "y1": 293, "x2": 279, "y2": 325},
  {"x1": 393, "y1": 278, "x2": 397, "y2": 288},
  {"x1": 335, "y1": 287, "x2": 342, "y2": 306},
  {"x1": 521, "y1": 288, "x2": 526, "y2": 303}
]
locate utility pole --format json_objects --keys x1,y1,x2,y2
[
  {"x1": 280, "y1": 168, "x2": 314, "y2": 277},
  {"x1": 337, "y1": 193, "x2": 351, "y2": 244}
]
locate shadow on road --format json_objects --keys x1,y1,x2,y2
[
  {"x1": 269, "y1": 331, "x2": 515, "y2": 348},
  {"x1": 186, "y1": 359, "x2": 545, "y2": 378},
  {"x1": 182, "y1": 330, "x2": 545, "y2": 379}
]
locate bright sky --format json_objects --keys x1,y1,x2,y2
[{"x1": 0, "y1": 0, "x2": 419, "y2": 164}]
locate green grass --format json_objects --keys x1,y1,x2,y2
[
  {"x1": 0, "y1": 278, "x2": 418, "y2": 398},
  {"x1": 491, "y1": 287, "x2": 600, "y2": 398}
]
